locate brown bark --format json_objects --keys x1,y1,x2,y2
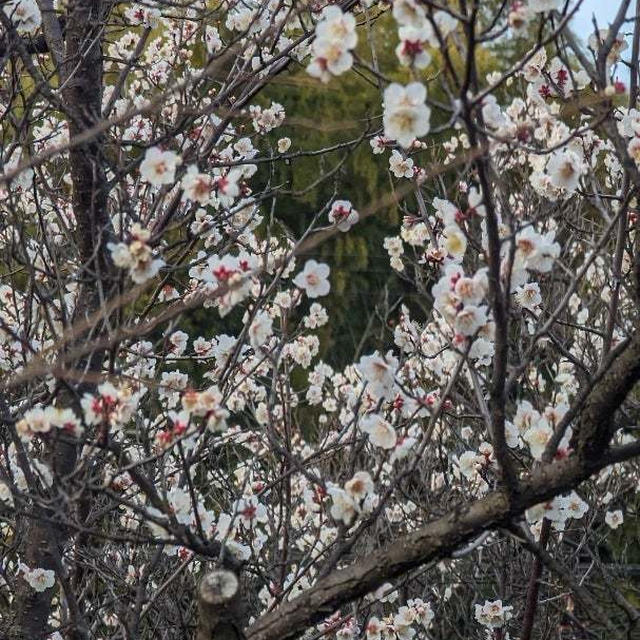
[
  {"x1": 519, "y1": 519, "x2": 551, "y2": 640},
  {"x1": 11, "y1": 1, "x2": 113, "y2": 638},
  {"x1": 572, "y1": 335, "x2": 640, "y2": 461}
]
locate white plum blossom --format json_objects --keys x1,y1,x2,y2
[
  {"x1": 617, "y1": 108, "x2": 640, "y2": 138},
  {"x1": 458, "y1": 451, "x2": 482, "y2": 480},
  {"x1": 515, "y1": 282, "x2": 542, "y2": 311},
  {"x1": 396, "y1": 24, "x2": 434, "y2": 69},
  {"x1": 384, "y1": 236, "x2": 405, "y2": 271},
  {"x1": 509, "y1": 2, "x2": 532, "y2": 34},
  {"x1": 365, "y1": 616, "x2": 385, "y2": 640},
  {"x1": 392, "y1": 0, "x2": 426, "y2": 26},
  {"x1": 564, "y1": 492, "x2": 589, "y2": 520},
  {"x1": 307, "y1": 6, "x2": 357, "y2": 82},
  {"x1": 249, "y1": 102, "x2": 285, "y2": 133},
  {"x1": 4, "y1": 0, "x2": 41, "y2": 34},
  {"x1": 454, "y1": 275, "x2": 485, "y2": 305},
  {"x1": 328, "y1": 486, "x2": 358, "y2": 525},
  {"x1": 393, "y1": 606, "x2": 416, "y2": 639},
  {"x1": 357, "y1": 351, "x2": 398, "y2": 400},
  {"x1": 441, "y1": 224, "x2": 467, "y2": 260},
  {"x1": 370, "y1": 135, "x2": 388, "y2": 154},
  {"x1": 15, "y1": 406, "x2": 52, "y2": 440},
  {"x1": 139, "y1": 147, "x2": 182, "y2": 186},
  {"x1": 249, "y1": 311, "x2": 274, "y2": 349},
  {"x1": 277, "y1": 137, "x2": 291, "y2": 153},
  {"x1": 108, "y1": 224, "x2": 164, "y2": 284},
  {"x1": 304, "y1": 303, "x2": 329, "y2": 328},
  {"x1": 182, "y1": 165, "x2": 216, "y2": 204},
  {"x1": 383, "y1": 83, "x2": 431, "y2": 148},
  {"x1": 328, "y1": 200, "x2": 359, "y2": 231},
  {"x1": 408, "y1": 598, "x2": 435, "y2": 629},
  {"x1": 234, "y1": 496, "x2": 268, "y2": 529},
  {"x1": 315, "y1": 5, "x2": 357, "y2": 46},
  {"x1": 605, "y1": 509, "x2": 624, "y2": 530},
  {"x1": 515, "y1": 227, "x2": 560, "y2": 273},
  {"x1": 293, "y1": 260, "x2": 331, "y2": 298},
  {"x1": 546, "y1": 149, "x2": 584, "y2": 193},
  {"x1": 214, "y1": 168, "x2": 243, "y2": 205},
  {"x1": 474, "y1": 599, "x2": 513, "y2": 629},
  {"x1": 523, "y1": 419, "x2": 552, "y2": 460},
  {"x1": 482, "y1": 95, "x2": 509, "y2": 129},
  {"x1": 454, "y1": 305, "x2": 488, "y2": 337},
  {"x1": 434, "y1": 9, "x2": 458, "y2": 36},
  {"x1": 360, "y1": 414, "x2": 397, "y2": 449},
  {"x1": 389, "y1": 150, "x2": 414, "y2": 178},
  {"x1": 21, "y1": 565, "x2": 55, "y2": 592},
  {"x1": 628, "y1": 137, "x2": 640, "y2": 165},
  {"x1": 344, "y1": 471, "x2": 374, "y2": 501}
]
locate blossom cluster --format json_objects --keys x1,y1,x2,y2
[
  {"x1": 307, "y1": 6, "x2": 357, "y2": 83},
  {"x1": 108, "y1": 223, "x2": 165, "y2": 284}
]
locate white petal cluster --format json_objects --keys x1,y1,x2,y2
[
  {"x1": 474, "y1": 599, "x2": 513, "y2": 629},
  {"x1": 526, "y1": 491, "x2": 589, "y2": 538},
  {"x1": 328, "y1": 471, "x2": 375, "y2": 525},
  {"x1": 139, "y1": 147, "x2": 182, "y2": 187},
  {"x1": 293, "y1": 260, "x2": 331, "y2": 298},
  {"x1": 432, "y1": 264, "x2": 490, "y2": 340},
  {"x1": 328, "y1": 200, "x2": 359, "y2": 232},
  {"x1": 357, "y1": 351, "x2": 399, "y2": 400},
  {"x1": 108, "y1": 223, "x2": 164, "y2": 284},
  {"x1": 307, "y1": 6, "x2": 357, "y2": 83},
  {"x1": 383, "y1": 82, "x2": 431, "y2": 148},
  {"x1": 605, "y1": 509, "x2": 624, "y2": 530},
  {"x1": 20, "y1": 564, "x2": 55, "y2": 593},
  {"x1": 3, "y1": 0, "x2": 41, "y2": 34}
]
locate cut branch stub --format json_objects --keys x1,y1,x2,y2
[
  {"x1": 197, "y1": 570, "x2": 244, "y2": 640},
  {"x1": 200, "y1": 570, "x2": 239, "y2": 605}
]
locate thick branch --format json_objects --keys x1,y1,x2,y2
[
  {"x1": 573, "y1": 335, "x2": 640, "y2": 460},
  {"x1": 11, "y1": 2, "x2": 114, "y2": 638}
]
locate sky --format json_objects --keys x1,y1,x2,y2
[
  {"x1": 572, "y1": 0, "x2": 632, "y2": 39},
  {"x1": 571, "y1": 0, "x2": 633, "y2": 78}
]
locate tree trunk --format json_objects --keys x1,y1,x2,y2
[{"x1": 11, "y1": 1, "x2": 113, "y2": 637}]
